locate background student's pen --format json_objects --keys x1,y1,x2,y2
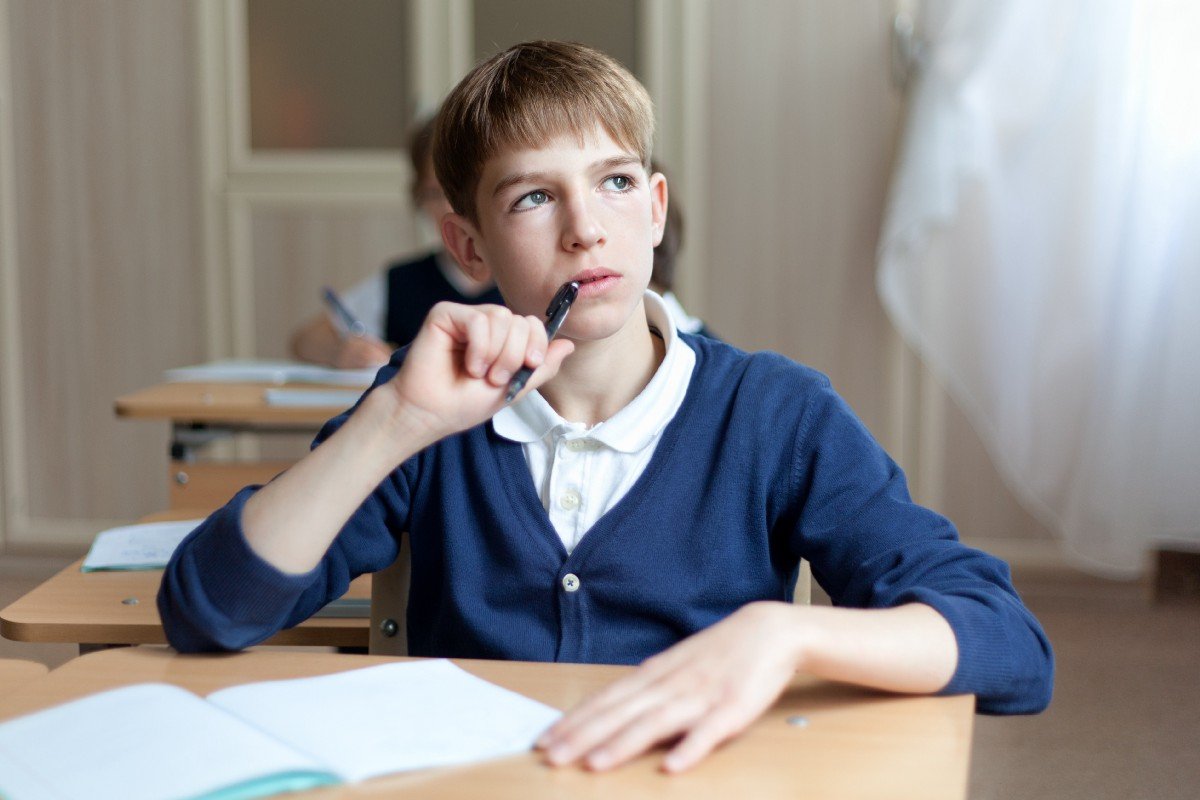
[
  {"x1": 505, "y1": 281, "x2": 580, "y2": 402},
  {"x1": 322, "y1": 286, "x2": 367, "y2": 338}
]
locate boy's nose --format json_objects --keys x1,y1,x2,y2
[{"x1": 561, "y1": 196, "x2": 606, "y2": 251}]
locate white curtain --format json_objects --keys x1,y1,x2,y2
[{"x1": 878, "y1": 0, "x2": 1200, "y2": 577}]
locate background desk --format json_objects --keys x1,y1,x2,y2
[
  {"x1": 0, "y1": 560, "x2": 371, "y2": 652},
  {"x1": 115, "y1": 381, "x2": 360, "y2": 509},
  {"x1": 0, "y1": 647, "x2": 974, "y2": 799}
]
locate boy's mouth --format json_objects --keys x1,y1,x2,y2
[
  {"x1": 569, "y1": 269, "x2": 620, "y2": 299},
  {"x1": 570, "y1": 268, "x2": 618, "y2": 285}
]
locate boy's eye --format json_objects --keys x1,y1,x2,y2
[
  {"x1": 603, "y1": 175, "x2": 632, "y2": 191},
  {"x1": 513, "y1": 190, "x2": 550, "y2": 210}
]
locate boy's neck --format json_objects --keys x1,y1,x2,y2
[{"x1": 539, "y1": 302, "x2": 664, "y2": 426}]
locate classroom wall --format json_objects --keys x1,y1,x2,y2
[
  {"x1": 0, "y1": 0, "x2": 207, "y2": 548},
  {"x1": 0, "y1": 0, "x2": 1052, "y2": 558}
]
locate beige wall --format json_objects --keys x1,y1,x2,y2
[
  {"x1": 1, "y1": 0, "x2": 206, "y2": 548},
  {"x1": 0, "y1": 0, "x2": 1052, "y2": 555}
]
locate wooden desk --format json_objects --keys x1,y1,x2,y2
[
  {"x1": 115, "y1": 381, "x2": 360, "y2": 509},
  {"x1": 0, "y1": 647, "x2": 974, "y2": 799},
  {"x1": 0, "y1": 658, "x2": 48, "y2": 700},
  {"x1": 0, "y1": 558, "x2": 370, "y2": 651}
]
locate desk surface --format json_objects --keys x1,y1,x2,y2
[
  {"x1": 0, "y1": 658, "x2": 48, "y2": 700},
  {"x1": 115, "y1": 381, "x2": 359, "y2": 426},
  {"x1": 0, "y1": 559, "x2": 370, "y2": 648},
  {"x1": 0, "y1": 647, "x2": 974, "y2": 799}
]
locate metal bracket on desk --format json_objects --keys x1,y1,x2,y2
[{"x1": 170, "y1": 423, "x2": 235, "y2": 462}]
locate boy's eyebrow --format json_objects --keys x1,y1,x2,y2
[{"x1": 490, "y1": 155, "x2": 643, "y2": 198}]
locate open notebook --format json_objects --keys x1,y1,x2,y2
[
  {"x1": 81, "y1": 520, "x2": 204, "y2": 572},
  {"x1": 0, "y1": 660, "x2": 561, "y2": 800}
]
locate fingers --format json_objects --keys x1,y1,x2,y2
[
  {"x1": 460, "y1": 309, "x2": 495, "y2": 378},
  {"x1": 487, "y1": 315, "x2": 542, "y2": 386},
  {"x1": 430, "y1": 303, "x2": 562, "y2": 390},
  {"x1": 536, "y1": 606, "x2": 801, "y2": 774},
  {"x1": 540, "y1": 674, "x2": 677, "y2": 765},
  {"x1": 569, "y1": 691, "x2": 713, "y2": 772},
  {"x1": 541, "y1": 675, "x2": 765, "y2": 774},
  {"x1": 538, "y1": 654, "x2": 675, "y2": 749},
  {"x1": 662, "y1": 702, "x2": 754, "y2": 773}
]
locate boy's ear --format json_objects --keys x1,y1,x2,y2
[
  {"x1": 440, "y1": 213, "x2": 491, "y2": 282},
  {"x1": 649, "y1": 171, "x2": 668, "y2": 248}
]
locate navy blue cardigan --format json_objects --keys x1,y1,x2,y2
[{"x1": 159, "y1": 335, "x2": 1053, "y2": 714}]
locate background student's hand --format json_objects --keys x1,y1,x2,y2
[
  {"x1": 535, "y1": 601, "x2": 801, "y2": 774},
  {"x1": 334, "y1": 334, "x2": 393, "y2": 369},
  {"x1": 387, "y1": 302, "x2": 574, "y2": 441}
]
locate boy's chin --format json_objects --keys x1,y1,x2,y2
[{"x1": 567, "y1": 302, "x2": 649, "y2": 344}]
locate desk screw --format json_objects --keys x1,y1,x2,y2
[
  {"x1": 379, "y1": 618, "x2": 399, "y2": 637},
  {"x1": 786, "y1": 715, "x2": 809, "y2": 728},
  {"x1": 121, "y1": 597, "x2": 139, "y2": 606},
  {"x1": 174, "y1": 471, "x2": 190, "y2": 486}
]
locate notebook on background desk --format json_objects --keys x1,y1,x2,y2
[{"x1": 164, "y1": 359, "x2": 377, "y2": 387}]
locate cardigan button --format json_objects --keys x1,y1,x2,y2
[{"x1": 562, "y1": 573, "x2": 581, "y2": 592}]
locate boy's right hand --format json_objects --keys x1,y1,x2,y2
[{"x1": 385, "y1": 302, "x2": 574, "y2": 442}]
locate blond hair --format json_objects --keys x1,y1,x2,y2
[{"x1": 433, "y1": 41, "x2": 655, "y2": 223}]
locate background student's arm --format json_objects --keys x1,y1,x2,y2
[
  {"x1": 289, "y1": 314, "x2": 392, "y2": 368},
  {"x1": 537, "y1": 601, "x2": 957, "y2": 773}
]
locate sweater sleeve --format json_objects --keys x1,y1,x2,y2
[
  {"x1": 790, "y1": 380, "x2": 1054, "y2": 715},
  {"x1": 158, "y1": 359, "x2": 413, "y2": 653}
]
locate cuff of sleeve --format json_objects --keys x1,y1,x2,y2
[
  {"x1": 897, "y1": 587, "x2": 1013, "y2": 706},
  {"x1": 188, "y1": 487, "x2": 322, "y2": 630}
]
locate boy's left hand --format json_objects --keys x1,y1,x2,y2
[{"x1": 535, "y1": 602, "x2": 800, "y2": 773}]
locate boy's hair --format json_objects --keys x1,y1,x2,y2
[
  {"x1": 408, "y1": 116, "x2": 437, "y2": 203},
  {"x1": 433, "y1": 40, "x2": 655, "y2": 224}
]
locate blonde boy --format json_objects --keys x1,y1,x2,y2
[{"x1": 161, "y1": 41, "x2": 1052, "y2": 773}]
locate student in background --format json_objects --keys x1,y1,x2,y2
[
  {"x1": 161, "y1": 41, "x2": 1052, "y2": 774},
  {"x1": 290, "y1": 117, "x2": 504, "y2": 369},
  {"x1": 646, "y1": 160, "x2": 716, "y2": 339}
]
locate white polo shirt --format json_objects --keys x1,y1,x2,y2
[{"x1": 491, "y1": 291, "x2": 697, "y2": 554}]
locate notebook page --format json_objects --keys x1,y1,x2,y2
[
  {"x1": 263, "y1": 388, "x2": 363, "y2": 409},
  {"x1": 164, "y1": 359, "x2": 376, "y2": 387},
  {"x1": 207, "y1": 659, "x2": 563, "y2": 783},
  {"x1": 0, "y1": 684, "x2": 334, "y2": 800},
  {"x1": 81, "y1": 520, "x2": 203, "y2": 571}
]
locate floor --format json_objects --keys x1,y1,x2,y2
[{"x1": 2, "y1": 554, "x2": 1197, "y2": 799}]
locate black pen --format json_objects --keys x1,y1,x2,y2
[
  {"x1": 505, "y1": 281, "x2": 580, "y2": 402},
  {"x1": 322, "y1": 286, "x2": 367, "y2": 338}
]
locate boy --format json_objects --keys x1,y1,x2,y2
[
  {"x1": 160, "y1": 41, "x2": 1052, "y2": 774},
  {"x1": 289, "y1": 116, "x2": 503, "y2": 368}
]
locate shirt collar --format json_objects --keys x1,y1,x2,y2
[{"x1": 492, "y1": 290, "x2": 696, "y2": 453}]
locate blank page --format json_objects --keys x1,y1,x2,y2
[
  {"x1": 207, "y1": 659, "x2": 563, "y2": 783},
  {"x1": 0, "y1": 683, "x2": 333, "y2": 800}
]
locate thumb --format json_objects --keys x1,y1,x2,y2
[{"x1": 519, "y1": 338, "x2": 575, "y2": 395}]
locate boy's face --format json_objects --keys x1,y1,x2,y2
[{"x1": 442, "y1": 124, "x2": 667, "y2": 343}]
